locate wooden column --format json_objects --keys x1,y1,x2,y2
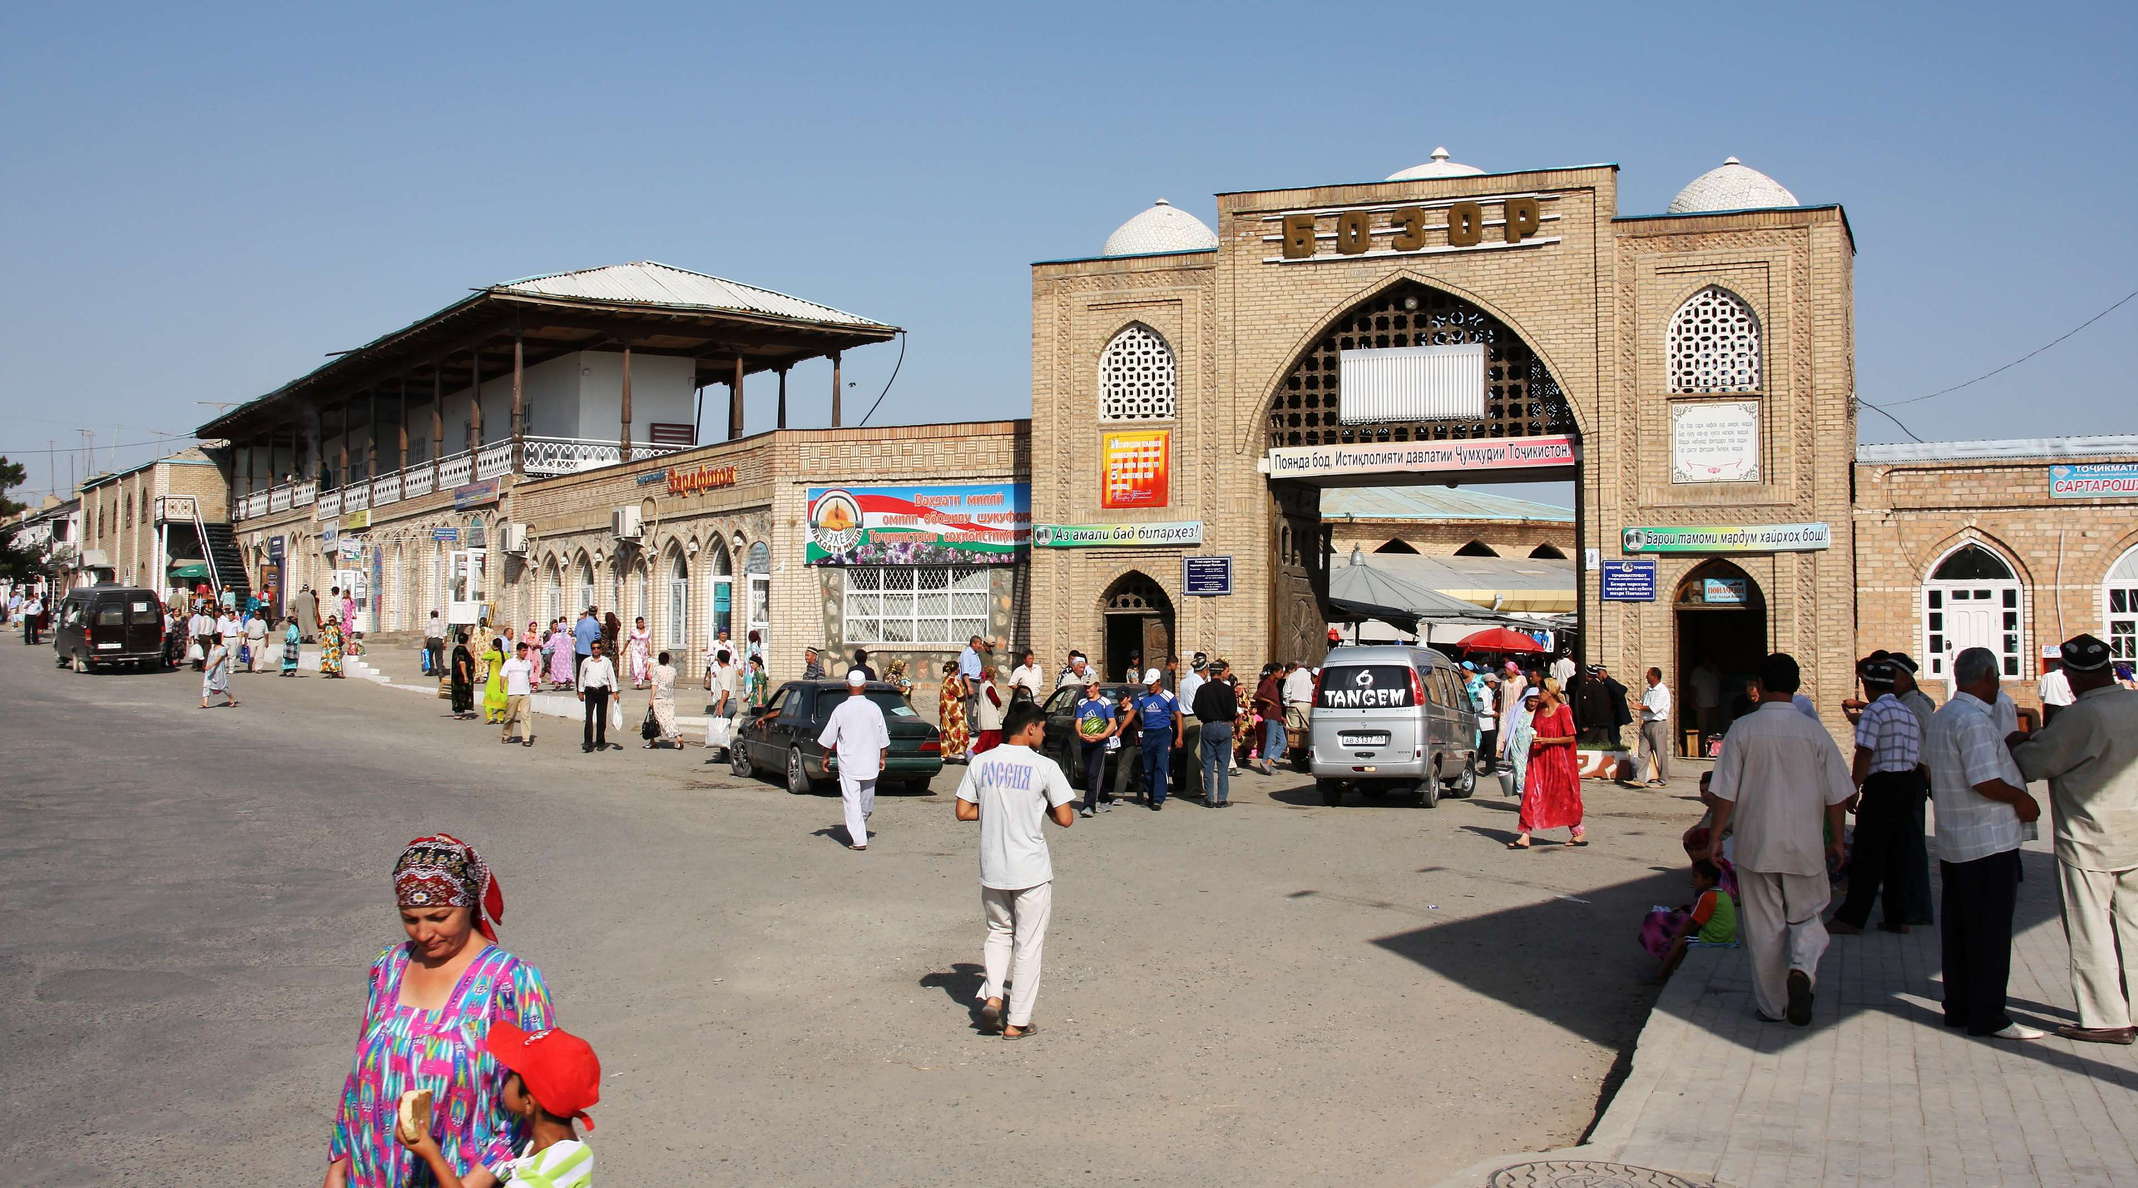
[
  {"x1": 511, "y1": 330, "x2": 526, "y2": 449},
  {"x1": 728, "y1": 356, "x2": 745, "y2": 440},
  {"x1": 430, "y1": 370, "x2": 445, "y2": 486},
  {"x1": 364, "y1": 388, "x2": 379, "y2": 479},
  {"x1": 830, "y1": 351, "x2": 843, "y2": 427},
  {"x1": 466, "y1": 346, "x2": 483, "y2": 456},
  {"x1": 619, "y1": 342, "x2": 634, "y2": 461},
  {"x1": 336, "y1": 402, "x2": 348, "y2": 486},
  {"x1": 776, "y1": 366, "x2": 789, "y2": 429},
  {"x1": 396, "y1": 377, "x2": 409, "y2": 471},
  {"x1": 242, "y1": 444, "x2": 254, "y2": 497}
]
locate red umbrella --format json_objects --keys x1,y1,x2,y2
[{"x1": 1456, "y1": 627, "x2": 1546, "y2": 653}]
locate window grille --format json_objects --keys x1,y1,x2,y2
[
  {"x1": 1667, "y1": 286, "x2": 1762, "y2": 393},
  {"x1": 844, "y1": 567, "x2": 989, "y2": 646},
  {"x1": 1098, "y1": 324, "x2": 1177, "y2": 421}
]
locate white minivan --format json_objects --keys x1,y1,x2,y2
[{"x1": 1307, "y1": 645, "x2": 1479, "y2": 807}]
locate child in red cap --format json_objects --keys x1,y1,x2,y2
[{"x1": 400, "y1": 1020, "x2": 600, "y2": 1186}]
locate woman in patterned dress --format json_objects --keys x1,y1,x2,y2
[
  {"x1": 281, "y1": 616, "x2": 302, "y2": 676},
  {"x1": 938, "y1": 661, "x2": 971, "y2": 761},
  {"x1": 324, "y1": 834, "x2": 555, "y2": 1188},
  {"x1": 320, "y1": 615, "x2": 345, "y2": 678},
  {"x1": 626, "y1": 616, "x2": 652, "y2": 688}
]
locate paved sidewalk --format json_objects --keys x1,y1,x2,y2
[{"x1": 1443, "y1": 830, "x2": 2138, "y2": 1187}]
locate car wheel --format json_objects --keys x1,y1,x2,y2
[
  {"x1": 730, "y1": 740, "x2": 755, "y2": 780},
  {"x1": 1317, "y1": 778, "x2": 1344, "y2": 806},
  {"x1": 1447, "y1": 762, "x2": 1478, "y2": 799},
  {"x1": 785, "y1": 749, "x2": 813, "y2": 795},
  {"x1": 1419, "y1": 766, "x2": 1441, "y2": 808}
]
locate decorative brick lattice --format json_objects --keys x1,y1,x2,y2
[
  {"x1": 1097, "y1": 323, "x2": 1177, "y2": 421},
  {"x1": 1267, "y1": 280, "x2": 1571, "y2": 449},
  {"x1": 1667, "y1": 285, "x2": 1762, "y2": 393}
]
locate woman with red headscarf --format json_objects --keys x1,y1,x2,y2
[{"x1": 322, "y1": 834, "x2": 555, "y2": 1188}]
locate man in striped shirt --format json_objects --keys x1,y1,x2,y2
[{"x1": 1831, "y1": 658, "x2": 1925, "y2": 934}]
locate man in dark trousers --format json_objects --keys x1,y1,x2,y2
[
  {"x1": 1192, "y1": 660, "x2": 1241, "y2": 807},
  {"x1": 1597, "y1": 664, "x2": 1633, "y2": 750},
  {"x1": 1829, "y1": 657, "x2": 1925, "y2": 935}
]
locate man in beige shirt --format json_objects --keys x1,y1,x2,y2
[
  {"x1": 1706, "y1": 653, "x2": 1854, "y2": 1027},
  {"x1": 2012, "y1": 633, "x2": 2138, "y2": 1045}
]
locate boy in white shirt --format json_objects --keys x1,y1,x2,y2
[
  {"x1": 955, "y1": 702, "x2": 1077, "y2": 1039},
  {"x1": 500, "y1": 641, "x2": 537, "y2": 746}
]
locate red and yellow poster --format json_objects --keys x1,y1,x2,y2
[{"x1": 1101, "y1": 429, "x2": 1169, "y2": 509}]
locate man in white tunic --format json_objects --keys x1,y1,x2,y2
[
  {"x1": 2013, "y1": 633, "x2": 2138, "y2": 1044},
  {"x1": 1704, "y1": 653, "x2": 1854, "y2": 1026},
  {"x1": 956, "y1": 702, "x2": 1077, "y2": 1039},
  {"x1": 818, "y1": 670, "x2": 889, "y2": 851}
]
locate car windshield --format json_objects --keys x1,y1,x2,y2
[
  {"x1": 1316, "y1": 665, "x2": 1416, "y2": 709},
  {"x1": 867, "y1": 691, "x2": 917, "y2": 718}
]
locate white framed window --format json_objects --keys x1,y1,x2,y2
[
  {"x1": 1098, "y1": 323, "x2": 1177, "y2": 421},
  {"x1": 666, "y1": 551, "x2": 689, "y2": 657},
  {"x1": 844, "y1": 567, "x2": 989, "y2": 646},
  {"x1": 1667, "y1": 286, "x2": 1762, "y2": 393},
  {"x1": 544, "y1": 560, "x2": 563, "y2": 624},
  {"x1": 576, "y1": 557, "x2": 596, "y2": 615},
  {"x1": 2105, "y1": 546, "x2": 2138, "y2": 663},
  {"x1": 1922, "y1": 543, "x2": 2023, "y2": 683}
]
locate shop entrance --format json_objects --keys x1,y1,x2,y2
[
  {"x1": 1101, "y1": 571, "x2": 1173, "y2": 683},
  {"x1": 1673, "y1": 559, "x2": 1766, "y2": 757},
  {"x1": 1262, "y1": 278, "x2": 1582, "y2": 668}
]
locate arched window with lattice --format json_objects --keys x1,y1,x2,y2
[
  {"x1": 1097, "y1": 323, "x2": 1177, "y2": 421},
  {"x1": 1667, "y1": 286, "x2": 1762, "y2": 393}
]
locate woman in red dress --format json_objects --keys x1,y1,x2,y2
[{"x1": 1510, "y1": 684, "x2": 1586, "y2": 849}]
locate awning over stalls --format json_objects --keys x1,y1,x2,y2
[{"x1": 169, "y1": 561, "x2": 211, "y2": 579}]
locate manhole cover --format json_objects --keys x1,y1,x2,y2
[{"x1": 1487, "y1": 1162, "x2": 1704, "y2": 1188}]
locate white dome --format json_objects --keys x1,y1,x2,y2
[
  {"x1": 1667, "y1": 157, "x2": 1799, "y2": 213},
  {"x1": 1101, "y1": 199, "x2": 1218, "y2": 256},
  {"x1": 1386, "y1": 146, "x2": 1485, "y2": 181}
]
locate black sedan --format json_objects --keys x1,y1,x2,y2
[{"x1": 729, "y1": 680, "x2": 945, "y2": 795}]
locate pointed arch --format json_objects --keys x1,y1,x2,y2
[
  {"x1": 1454, "y1": 540, "x2": 1499, "y2": 558},
  {"x1": 1528, "y1": 543, "x2": 1566, "y2": 559},
  {"x1": 2104, "y1": 541, "x2": 2138, "y2": 663},
  {"x1": 1667, "y1": 285, "x2": 1762, "y2": 393},
  {"x1": 1098, "y1": 322, "x2": 1177, "y2": 421},
  {"x1": 1372, "y1": 539, "x2": 1420, "y2": 555},
  {"x1": 1921, "y1": 537, "x2": 2026, "y2": 683}
]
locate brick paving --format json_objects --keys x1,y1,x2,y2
[{"x1": 1445, "y1": 826, "x2": 2138, "y2": 1187}]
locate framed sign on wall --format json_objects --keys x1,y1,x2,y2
[
  {"x1": 1670, "y1": 400, "x2": 1761, "y2": 484},
  {"x1": 1101, "y1": 429, "x2": 1170, "y2": 509}
]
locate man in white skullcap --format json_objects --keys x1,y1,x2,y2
[
  {"x1": 2012, "y1": 633, "x2": 2138, "y2": 1044},
  {"x1": 818, "y1": 670, "x2": 890, "y2": 851}
]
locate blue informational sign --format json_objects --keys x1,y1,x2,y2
[
  {"x1": 1600, "y1": 559, "x2": 1657, "y2": 602},
  {"x1": 1182, "y1": 555, "x2": 1233, "y2": 597},
  {"x1": 431, "y1": 527, "x2": 459, "y2": 542}
]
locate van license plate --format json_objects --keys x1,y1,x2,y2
[
  {"x1": 97, "y1": 642, "x2": 121, "y2": 650},
  {"x1": 1341, "y1": 732, "x2": 1390, "y2": 746}
]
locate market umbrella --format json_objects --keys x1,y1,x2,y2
[{"x1": 1456, "y1": 626, "x2": 1546, "y2": 653}]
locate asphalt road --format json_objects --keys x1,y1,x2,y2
[{"x1": 0, "y1": 638, "x2": 1698, "y2": 1186}]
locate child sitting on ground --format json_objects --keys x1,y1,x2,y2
[
  {"x1": 1641, "y1": 859, "x2": 1739, "y2": 978},
  {"x1": 401, "y1": 1021, "x2": 601, "y2": 1187}
]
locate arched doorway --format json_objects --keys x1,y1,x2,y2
[
  {"x1": 1264, "y1": 278, "x2": 1579, "y2": 665},
  {"x1": 1674, "y1": 559, "x2": 1766, "y2": 756},
  {"x1": 1923, "y1": 542, "x2": 2023, "y2": 687},
  {"x1": 1100, "y1": 571, "x2": 1173, "y2": 682}
]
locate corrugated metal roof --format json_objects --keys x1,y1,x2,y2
[
  {"x1": 492, "y1": 261, "x2": 891, "y2": 329},
  {"x1": 1857, "y1": 435, "x2": 2138, "y2": 464},
  {"x1": 1320, "y1": 485, "x2": 1574, "y2": 523}
]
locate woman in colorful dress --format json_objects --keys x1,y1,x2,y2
[
  {"x1": 320, "y1": 615, "x2": 345, "y2": 678},
  {"x1": 626, "y1": 616, "x2": 652, "y2": 688},
  {"x1": 480, "y1": 636, "x2": 508, "y2": 723},
  {"x1": 281, "y1": 616, "x2": 302, "y2": 677},
  {"x1": 1508, "y1": 683, "x2": 1585, "y2": 849},
  {"x1": 545, "y1": 622, "x2": 575, "y2": 690},
  {"x1": 323, "y1": 834, "x2": 555, "y2": 1188},
  {"x1": 938, "y1": 661, "x2": 971, "y2": 761}
]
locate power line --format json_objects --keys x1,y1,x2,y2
[
  {"x1": 0, "y1": 433, "x2": 197, "y2": 456},
  {"x1": 1873, "y1": 287, "x2": 2138, "y2": 410}
]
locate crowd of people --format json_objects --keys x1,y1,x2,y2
[{"x1": 1669, "y1": 637, "x2": 2138, "y2": 1048}]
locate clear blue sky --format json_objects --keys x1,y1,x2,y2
[{"x1": 3, "y1": 0, "x2": 2132, "y2": 501}]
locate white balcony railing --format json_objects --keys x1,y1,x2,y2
[
  {"x1": 291, "y1": 479, "x2": 316, "y2": 506},
  {"x1": 403, "y1": 468, "x2": 433, "y2": 498},
  {"x1": 374, "y1": 472, "x2": 403, "y2": 506},
  {"x1": 267, "y1": 487, "x2": 291, "y2": 513},
  {"x1": 317, "y1": 489, "x2": 343, "y2": 517},
  {"x1": 476, "y1": 440, "x2": 517, "y2": 481},
  {"x1": 343, "y1": 484, "x2": 369, "y2": 512},
  {"x1": 437, "y1": 450, "x2": 474, "y2": 488}
]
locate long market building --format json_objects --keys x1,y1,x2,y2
[{"x1": 186, "y1": 152, "x2": 2138, "y2": 745}]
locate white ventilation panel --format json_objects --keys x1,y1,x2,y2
[{"x1": 1338, "y1": 343, "x2": 1487, "y2": 424}]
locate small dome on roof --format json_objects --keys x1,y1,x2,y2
[
  {"x1": 1667, "y1": 156, "x2": 1799, "y2": 213},
  {"x1": 1386, "y1": 147, "x2": 1485, "y2": 181},
  {"x1": 1101, "y1": 199, "x2": 1218, "y2": 257}
]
